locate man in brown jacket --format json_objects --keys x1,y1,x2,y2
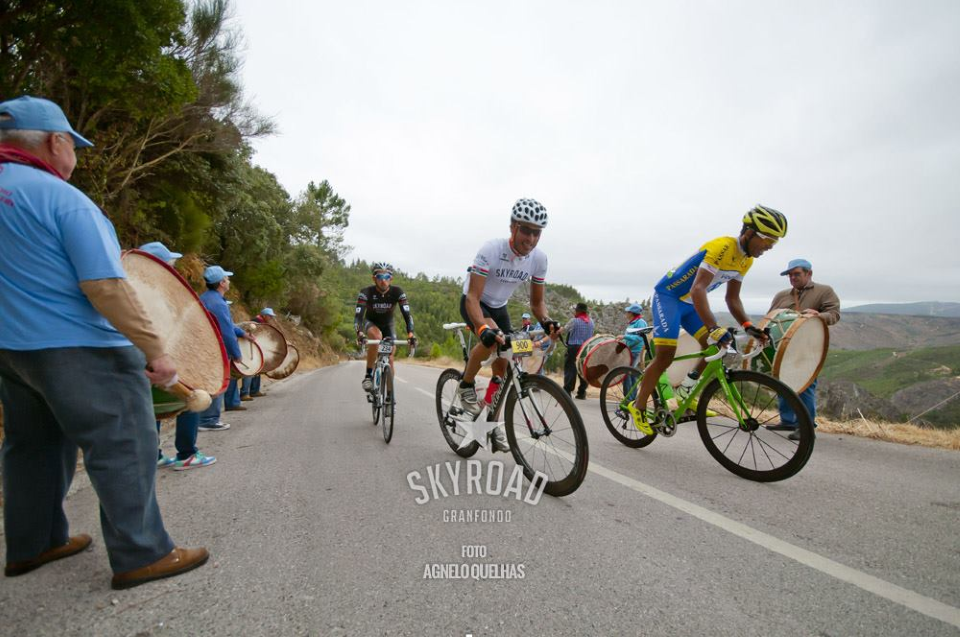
[{"x1": 765, "y1": 258, "x2": 840, "y2": 440}]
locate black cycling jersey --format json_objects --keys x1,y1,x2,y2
[{"x1": 355, "y1": 285, "x2": 414, "y2": 334}]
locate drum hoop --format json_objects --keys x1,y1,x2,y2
[
  {"x1": 123, "y1": 249, "x2": 230, "y2": 394},
  {"x1": 232, "y1": 339, "x2": 265, "y2": 377},
  {"x1": 771, "y1": 315, "x2": 829, "y2": 393},
  {"x1": 265, "y1": 343, "x2": 300, "y2": 380}
]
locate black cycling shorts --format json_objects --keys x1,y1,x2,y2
[
  {"x1": 361, "y1": 319, "x2": 396, "y2": 339},
  {"x1": 459, "y1": 294, "x2": 513, "y2": 334}
]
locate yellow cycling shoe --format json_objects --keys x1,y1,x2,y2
[{"x1": 624, "y1": 403, "x2": 655, "y2": 436}]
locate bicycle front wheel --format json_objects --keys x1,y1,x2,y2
[
  {"x1": 381, "y1": 365, "x2": 394, "y2": 443},
  {"x1": 697, "y1": 370, "x2": 815, "y2": 482},
  {"x1": 371, "y1": 369, "x2": 381, "y2": 425},
  {"x1": 435, "y1": 368, "x2": 480, "y2": 457},
  {"x1": 600, "y1": 366, "x2": 657, "y2": 448},
  {"x1": 504, "y1": 375, "x2": 588, "y2": 497}
]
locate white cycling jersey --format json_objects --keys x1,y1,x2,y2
[{"x1": 462, "y1": 238, "x2": 548, "y2": 308}]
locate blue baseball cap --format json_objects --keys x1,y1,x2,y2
[
  {"x1": 0, "y1": 96, "x2": 93, "y2": 148},
  {"x1": 780, "y1": 258, "x2": 812, "y2": 275},
  {"x1": 521, "y1": 313, "x2": 531, "y2": 319},
  {"x1": 203, "y1": 265, "x2": 233, "y2": 284},
  {"x1": 624, "y1": 303, "x2": 644, "y2": 314},
  {"x1": 138, "y1": 241, "x2": 182, "y2": 263},
  {"x1": 261, "y1": 308, "x2": 275, "y2": 316}
]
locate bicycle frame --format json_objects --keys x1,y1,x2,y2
[
  {"x1": 364, "y1": 338, "x2": 410, "y2": 396},
  {"x1": 443, "y1": 323, "x2": 550, "y2": 435},
  {"x1": 630, "y1": 328, "x2": 762, "y2": 429}
]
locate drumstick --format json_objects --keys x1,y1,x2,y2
[{"x1": 164, "y1": 382, "x2": 213, "y2": 412}]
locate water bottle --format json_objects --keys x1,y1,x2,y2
[
  {"x1": 676, "y1": 372, "x2": 699, "y2": 401},
  {"x1": 484, "y1": 376, "x2": 503, "y2": 404}
]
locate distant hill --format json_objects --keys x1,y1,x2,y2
[{"x1": 845, "y1": 301, "x2": 960, "y2": 318}]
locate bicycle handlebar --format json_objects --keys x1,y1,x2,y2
[
  {"x1": 364, "y1": 339, "x2": 410, "y2": 346},
  {"x1": 442, "y1": 322, "x2": 467, "y2": 330}
]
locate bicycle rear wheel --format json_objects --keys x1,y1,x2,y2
[
  {"x1": 381, "y1": 365, "x2": 394, "y2": 443},
  {"x1": 697, "y1": 370, "x2": 815, "y2": 482},
  {"x1": 435, "y1": 368, "x2": 480, "y2": 457},
  {"x1": 600, "y1": 366, "x2": 658, "y2": 448},
  {"x1": 504, "y1": 374, "x2": 588, "y2": 497}
]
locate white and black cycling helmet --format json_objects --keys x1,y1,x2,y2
[
  {"x1": 371, "y1": 261, "x2": 394, "y2": 275},
  {"x1": 510, "y1": 198, "x2": 548, "y2": 228}
]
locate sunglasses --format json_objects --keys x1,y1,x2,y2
[
  {"x1": 755, "y1": 231, "x2": 779, "y2": 245},
  {"x1": 515, "y1": 225, "x2": 542, "y2": 238},
  {"x1": 374, "y1": 273, "x2": 392, "y2": 281}
]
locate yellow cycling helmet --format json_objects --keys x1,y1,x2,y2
[{"x1": 742, "y1": 204, "x2": 788, "y2": 238}]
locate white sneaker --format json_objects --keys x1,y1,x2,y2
[
  {"x1": 457, "y1": 384, "x2": 483, "y2": 417},
  {"x1": 361, "y1": 377, "x2": 374, "y2": 392},
  {"x1": 198, "y1": 421, "x2": 231, "y2": 432},
  {"x1": 489, "y1": 426, "x2": 510, "y2": 453}
]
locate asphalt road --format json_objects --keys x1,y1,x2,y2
[{"x1": 1, "y1": 360, "x2": 958, "y2": 636}]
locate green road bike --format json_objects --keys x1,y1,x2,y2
[
  {"x1": 600, "y1": 327, "x2": 814, "y2": 482},
  {"x1": 435, "y1": 323, "x2": 589, "y2": 497}
]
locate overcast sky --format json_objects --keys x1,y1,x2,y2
[{"x1": 232, "y1": 0, "x2": 959, "y2": 313}]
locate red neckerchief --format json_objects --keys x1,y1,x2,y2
[
  {"x1": 0, "y1": 144, "x2": 65, "y2": 180},
  {"x1": 575, "y1": 312, "x2": 590, "y2": 322}
]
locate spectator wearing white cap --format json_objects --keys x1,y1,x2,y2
[
  {"x1": 765, "y1": 258, "x2": 841, "y2": 440},
  {"x1": 138, "y1": 242, "x2": 215, "y2": 471},
  {"x1": 0, "y1": 96, "x2": 207, "y2": 589}
]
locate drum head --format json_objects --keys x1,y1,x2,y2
[
  {"x1": 580, "y1": 337, "x2": 632, "y2": 388},
  {"x1": 773, "y1": 315, "x2": 828, "y2": 393},
  {"x1": 121, "y1": 250, "x2": 229, "y2": 411},
  {"x1": 266, "y1": 343, "x2": 300, "y2": 380},
  {"x1": 232, "y1": 338, "x2": 264, "y2": 377},
  {"x1": 665, "y1": 331, "x2": 700, "y2": 387},
  {"x1": 521, "y1": 337, "x2": 554, "y2": 375},
  {"x1": 575, "y1": 335, "x2": 612, "y2": 381},
  {"x1": 240, "y1": 321, "x2": 287, "y2": 373}
]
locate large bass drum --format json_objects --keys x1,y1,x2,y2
[
  {"x1": 266, "y1": 343, "x2": 300, "y2": 380},
  {"x1": 239, "y1": 321, "x2": 287, "y2": 374},
  {"x1": 121, "y1": 250, "x2": 229, "y2": 418},
  {"x1": 576, "y1": 335, "x2": 633, "y2": 388},
  {"x1": 742, "y1": 309, "x2": 828, "y2": 393}
]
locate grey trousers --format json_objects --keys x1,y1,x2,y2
[{"x1": 0, "y1": 346, "x2": 174, "y2": 573}]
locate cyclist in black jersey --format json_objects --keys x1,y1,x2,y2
[{"x1": 355, "y1": 262, "x2": 416, "y2": 392}]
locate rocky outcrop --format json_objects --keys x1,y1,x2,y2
[
  {"x1": 818, "y1": 379, "x2": 904, "y2": 422},
  {"x1": 891, "y1": 378, "x2": 960, "y2": 419}
]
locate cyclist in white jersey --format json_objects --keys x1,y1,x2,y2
[{"x1": 457, "y1": 199, "x2": 561, "y2": 451}]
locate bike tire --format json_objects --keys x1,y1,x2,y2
[
  {"x1": 371, "y1": 368, "x2": 381, "y2": 425},
  {"x1": 381, "y1": 366, "x2": 394, "y2": 443},
  {"x1": 435, "y1": 368, "x2": 480, "y2": 458},
  {"x1": 599, "y1": 366, "x2": 658, "y2": 448},
  {"x1": 696, "y1": 370, "x2": 815, "y2": 482},
  {"x1": 504, "y1": 374, "x2": 589, "y2": 497}
]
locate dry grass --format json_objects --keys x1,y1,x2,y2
[{"x1": 816, "y1": 417, "x2": 960, "y2": 451}]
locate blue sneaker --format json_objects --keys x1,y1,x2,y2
[
  {"x1": 173, "y1": 452, "x2": 217, "y2": 471},
  {"x1": 157, "y1": 454, "x2": 176, "y2": 469}
]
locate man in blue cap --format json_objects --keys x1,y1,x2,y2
[
  {"x1": 766, "y1": 258, "x2": 841, "y2": 440},
  {"x1": 138, "y1": 242, "x2": 216, "y2": 470},
  {"x1": 197, "y1": 265, "x2": 253, "y2": 429},
  {"x1": 0, "y1": 96, "x2": 208, "y2": 589},
  {"x1": 621, "y1": 303, "x2": 649, "y2": 364}
]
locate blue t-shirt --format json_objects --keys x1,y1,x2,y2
[
  {"x1": 0, "y1": 163, "x2": 131, "y2": 350},
  {"x1": 199, "y1": 289, "x2": 243, "y2": 360},
  {"x1": 623, "y1": 316, "x2": 649, "y2": 358}
]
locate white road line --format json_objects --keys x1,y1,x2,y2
[
  {"x1": 584, "y1": 453, "x2": 960, "y2": 629},
  {"x1": 384, "y1": 369, "x2": 960, "y2": 627},
  {"x1": 395, "y1": 376, "x2": 408, "y2": 384}
]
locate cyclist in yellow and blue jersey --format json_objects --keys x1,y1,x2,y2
[{"x1": 625, "y1": 205, "x2": 787, "y2": 434}]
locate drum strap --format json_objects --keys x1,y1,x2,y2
[{"x1": 792, "y1": 288, "x2": 801, "y2": 312}]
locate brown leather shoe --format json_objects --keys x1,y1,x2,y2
[
  {"x1": 240, "y1": 395, "x2": 253, "y2": 402},
  {"x1": 250, "y1": 392, "x2": 267, "y2": 398},
  {"x1": 111, "y1": 547, "x2": 209, "y2": 590},
  {"x1": 5, "y1": 534, "x2": 93, "y2": 577}
]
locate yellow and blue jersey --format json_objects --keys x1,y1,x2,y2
[{"x1": 654, "y1": 236, "x2": 753, "y2": 304}]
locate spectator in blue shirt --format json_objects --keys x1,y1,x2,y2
[
  {"x1": 561, "y1": 302, "x2": 595, "y2": 399},
  {"x1": 622, "y1": 303, "x2": 649, "y2": 365},
  {"x1": 0, "y1": 96, "x2": 207, "y2": 589},
  {"x1": 197, "y1": 265, "x2": 251, "y2": 430}
]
